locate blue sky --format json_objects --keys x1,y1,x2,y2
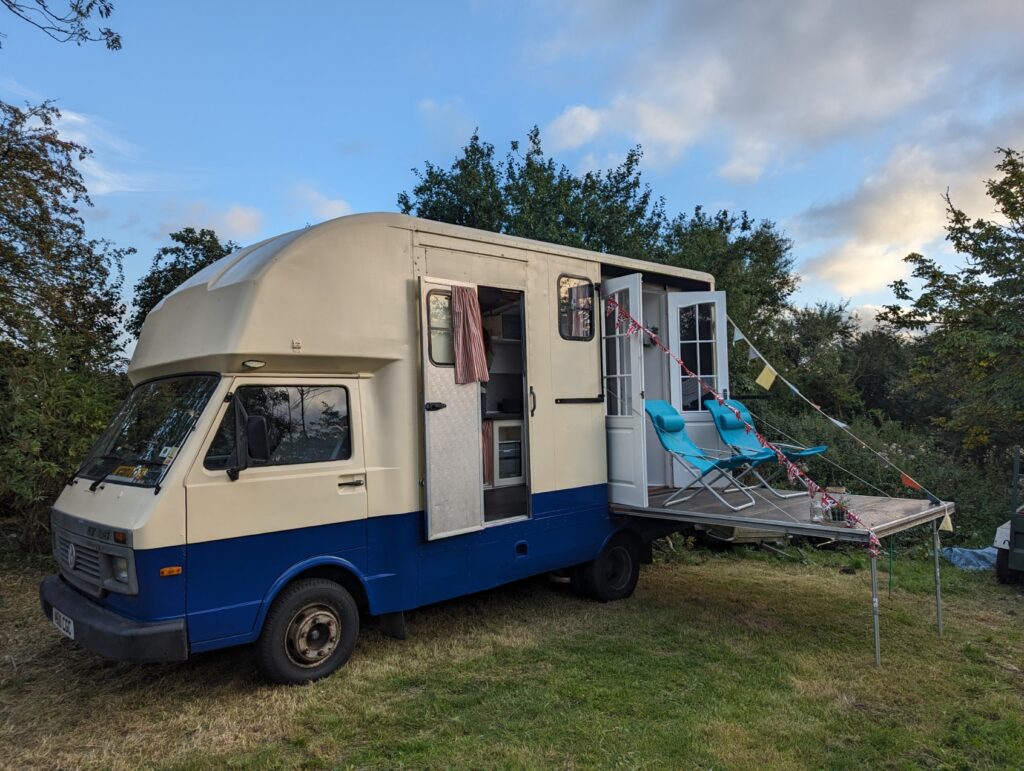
[{"x1": 3, "y1": 0, "x2": 1023, "y2": 321}]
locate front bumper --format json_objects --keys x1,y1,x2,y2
[{"x1": 40, "y1": 575, "x2": 188, "y2": 662}]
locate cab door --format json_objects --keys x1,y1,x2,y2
[{"x1": 183, "y1": 376, "x2": 368, "y2": 646}]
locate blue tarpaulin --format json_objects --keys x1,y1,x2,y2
[{"x1": 941, "y1": 546, "x2": 998, "y2": 571}]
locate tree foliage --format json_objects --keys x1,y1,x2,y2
[
  {"x1": 128, "y1": 227, "x2": 237, "y2": 338},
  {"x1": 1, "y1": 0, "x2": 121, "y2": 49},
  {"x1": 400, "y1": 127, "x2": 796, "y2": 335},
  {"x1": 0, "y1": 99, "x2": 128, "y2": 545},
  {"x1": 879, "y1": 148, "x2": 1024, "y2": 453}
]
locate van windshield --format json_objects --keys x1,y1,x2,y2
[{"x1": 78, "y1": 375, "x2": 219, "y2": 488}]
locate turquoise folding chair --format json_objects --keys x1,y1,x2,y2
[
  {"x1": 705, "y1": 399, "x2": 827, "y2": 499},
  {"x1": 644, "y1": 400, "x2": 775, "y2": 510}
]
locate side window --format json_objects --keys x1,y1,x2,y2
[
  {"x1": 427, "y1": 290, "x2": 454, "y2": 365},
  {"x1": 557, "y1": 275, "x2": 594, "y2": 341},
  {"x1": 203, "y1": 385, "x2": 352, "y2": 469}
]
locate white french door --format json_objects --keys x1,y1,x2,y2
[
  {"x1": 667, "y1": 291, "x2": 729, "y2": 488},
  {"x1": 602, "y1": 273, "x2": 648, "y2": 507},
  {"x1": 420, "y1": 277, "x2": 485, "y2": 539}
]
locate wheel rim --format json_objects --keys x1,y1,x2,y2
[
  {"x1": 284, "y1": 602, "x2": 342, "y2": 668},
  {"x1": 604, "y1": 546, "x2": 632, "y2": 591}
]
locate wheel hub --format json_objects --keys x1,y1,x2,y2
[{"x1": 285, "y1": 603, "x2": 341, "y2": 667}]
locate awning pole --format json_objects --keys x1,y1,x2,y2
[
  {"x1": 932, "y1": 517, "x2": 944, "y2": 637},
  {"x1": 871, "y1": 554, "x2": 881, "y2": 666}
]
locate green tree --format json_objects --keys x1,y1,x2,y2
[
  {"x1": 662, "y1": 206, "x2": 797, "y2": 334},
  {"x1": 399, "y1": 127, "x2": 667, "y2": 261},
  {"x1": 879, "y1": 147, "x2": 1024, "y2": 453},
  {"x1": 1, "y1": 0, "x2": 121, "y2": 49},
  {"x1": 128, "y1": 227, "x2": 237, "y2": 338},
  {"x1": 0, "y1": 99, "x2": 129, "y2": 546}
]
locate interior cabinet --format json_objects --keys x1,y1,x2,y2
[{"x1": 492, "y1": 419, "x2": 524, "y2": 487}]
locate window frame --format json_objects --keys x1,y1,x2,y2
[
  {"x1": 426, "y1": 289, "x2": 455, "y2": 367},
  {"x1": 202, "y1": 383, "x2": 354, "y2": 470},
  {"x1": 556, "y1": 274, "x2": 596, "y2": 342}
]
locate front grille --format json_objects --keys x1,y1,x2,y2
[{"x1": 55, "y1": 529, "x2": 102, "y2": 588}]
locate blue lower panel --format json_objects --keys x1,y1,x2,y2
[
  {"x1": 102, "y1": 544, "x2": 187, "y2": 622},
  {"x1": 185, "y1": 484, "x2": 613, "y2": 650},
  {"x1": 186, "y1": 519, "x2": 367, "y2": 645}
]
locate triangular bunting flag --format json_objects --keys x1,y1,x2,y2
[
  {"x1": 733, "y1": 324, "x2": 745, "y2": 344},
  {"x1": 755, "y1": 364, "x2": 777, "y2": 390},
  {"x1": 939, "y1": 513, "x2": 954, "y2": 532},
  {"x1": 747, "y1": 344, "x2": 759, "y2": 362},
  {"x1": 829, "y1": 416, "x2": 848, "y2": 429},
  {"x1": 900, "y1": 472, "x2": 923, "y2": 492}
]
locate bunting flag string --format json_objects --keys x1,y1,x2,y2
[
  {"x1": 726, "y1": 317, "x2": 942, "y2": 507},
  {"x1": 604, "y1": 296, "x2": 883, "y2": 556}
]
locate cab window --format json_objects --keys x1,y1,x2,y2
[{"x1": 204, "y1": 385, "x2": 351, "y2": 470}]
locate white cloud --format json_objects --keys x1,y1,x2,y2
[
  {"x1": 417, "y1": 97, "x2": 476, "y2": 154},
  {"x1": 156, "y1": 202, "x2": 265, "y2": 241},
  {"x1": 548, "y1": 105, "x2": 604, "y2": 150},
  {"x1": 292, "y1": 184, "x2": 353, "y2": 221},
  {"x1": 47, "y1": 108, "x2": 176, "y2": 194},
  {"x1": 798, "y1": 114, "x2": 1024, "y2": 294},
  {"x1": 538, "y1": 1, "x2": 1024, "y2": 173}
]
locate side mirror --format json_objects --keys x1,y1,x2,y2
[{"x1": 246, "y1": 415, "x2": 270, "y2": 462}]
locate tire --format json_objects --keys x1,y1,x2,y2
[
  {"x1": 572, "y1": 532, "x2": 641, "y2": 602},
  {"x1": 256, "y1": 578, "x2": 359, "y2": 684},
  {"x1": 996, "y1": 548, "x2": 1020, "y2": 585}
]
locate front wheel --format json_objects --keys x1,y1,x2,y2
[
  {"x1": 256, "y1": 578, "x2": 359, "y2": 684},
  {"x1": 571, "y1": 532, "x2": 641, "y2": 602}
]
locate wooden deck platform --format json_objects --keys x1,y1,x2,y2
[{"x1": 612, "y1": 487, "x2": 954, "y2": 543}]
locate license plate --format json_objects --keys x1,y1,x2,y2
[{"x1": 52, "y1": 607, "x2": 74, "y2": 640}]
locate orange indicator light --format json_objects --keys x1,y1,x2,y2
[
  {"x1": 113, "y1": 531, "x2": 127, "y2": 544},
  {"x1": 159, "y1": 566, "x2": 183, "y2": 577}
]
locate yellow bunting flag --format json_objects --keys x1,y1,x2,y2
[
  {"x1": 939, "y1": 513, "x2": 954, "y2": 532},
  {"x1": 755, "y1": 364, "x2": 777, "y2": 390}
]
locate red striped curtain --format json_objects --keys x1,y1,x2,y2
[{"x1": 452, "y1": 286, "x2": 490, "y2": 385}]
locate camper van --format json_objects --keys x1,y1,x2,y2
[{"x1": 41, "y1": 213, "x2": 733, "y2": 683}]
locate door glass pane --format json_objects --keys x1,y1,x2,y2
[
  {"x1": 681, "y1": 377, "x2": 700, "y2": 411},
  {"x1": 427, "y1": 291, "x2": 454, "y2": 365},
  {"x1": 605, "y1": 336, "x2": 618, "y2": 377},
  {"x1": 679, "y1": 305, "x2": 696, "y2": 341},
  {"x1": 699, "y1": 342, "x2": 714, "y2": 374},
  {"x1": 620, "y1": 375, "x2": 632, "y2": 415},
  {"x1": 681, "y1": 342, "x2": 697, "y2": 373},
  {"x1": 697, "y1": 303, "x2": 713, "y2": 339}
]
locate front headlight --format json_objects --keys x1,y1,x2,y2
[{"x1": 111, "y1": 556, "x2": 129, "y2": 583}]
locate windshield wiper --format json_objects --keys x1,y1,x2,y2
[{"x1": 88, "y1": 455, "x2": 165, "y2": 492}]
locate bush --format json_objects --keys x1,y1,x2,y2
[
  {"x1": 752, "y1": 402, "x2": 1014, "y2": 546},
  {"x1": 0, "y1": 339, "x2": 127, "y2": 550}
]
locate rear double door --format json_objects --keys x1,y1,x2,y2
[{"x1": 601, "y1": 275, "x2": 731, "y2": 499}]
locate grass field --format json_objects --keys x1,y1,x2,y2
[{"x1": 1, "y1": 542, "x2": 1022, "y2": 770}]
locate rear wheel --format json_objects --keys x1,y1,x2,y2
[
  {"x1": 996, "y1": 548, "x2": 1020, "y2": 584},
  {"x1": 571, "y1": 532, "x2": 641, "y2": 602},
  {"x1": 256, "y1": 578, "x2": 359, "y2": 684}
]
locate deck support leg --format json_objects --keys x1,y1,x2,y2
[
  {"x1": 932, "y1": 518, "x2": 944, "y2": 637},
  {"x1": 870, "y1": 555, "x2": 881, "y2": 666}
]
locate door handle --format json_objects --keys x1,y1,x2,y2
[
  {"x1": 338, "y1": 479, "x2": 365, "y2": 487},
  {"x1": 425, "y1": 402, "x2": 447, "y2": 411},
  {"x1": 529, "y1": 386, "x2": 536, "y2": 417}
]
